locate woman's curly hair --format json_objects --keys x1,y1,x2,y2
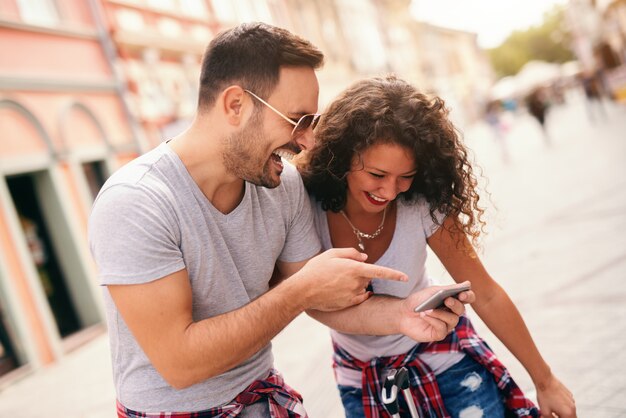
[{"x1": 300, "y1": 75, "x2": 486, "y2": 246}]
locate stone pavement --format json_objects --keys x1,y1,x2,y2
[{"x1": 0, "y1": 90, "x2": 624, "y2": 417}]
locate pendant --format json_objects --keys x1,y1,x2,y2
[{"x1": 358, "y1": 242, "x2": 365, "y2": 252}]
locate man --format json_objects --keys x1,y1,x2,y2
[{"x1": 89, "y1": 23, "x2": 468, "y2": 416}]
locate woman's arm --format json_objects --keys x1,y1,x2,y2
[
  {"x1": 306, "y1": 288, "x2": 470, "y2": 342},
  {"x1": 428, "y1": 217, "x2": 576, "y2": 418},
  {"x1": 276, "y1": 253, "x2": 472, "y2": 342}
]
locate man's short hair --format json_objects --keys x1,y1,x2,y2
[{"x1": 198, "y1": 22, "x2": 324, "y2": 110}]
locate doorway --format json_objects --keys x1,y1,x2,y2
[
  {"x1": 81, "y1": 160, "x2": 107, "y2": 200},
  {"x1": 0, "y1": 301, "x2": 19, "y2": 376},
  {"x1": 6, "y1": 174, "x2": 81, "y2": 337}
]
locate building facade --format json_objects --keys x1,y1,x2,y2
[
  {"x1": 566, "y1": 0, "x2": 626, "y2": 101},
  {"x1": 411, "y1": 21, "x2": 494, "y2": 126},
  {"x1": 100, "y1": 0, "x2": 218, "y2": 146},
  {"x1": 0, "y1": 0, "x2": 145, "y2": 380}
]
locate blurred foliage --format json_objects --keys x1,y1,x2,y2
[{"x1": 488, "y1": 5, "x2": 575, "y2": 78}]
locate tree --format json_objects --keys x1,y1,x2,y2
[{"x1": 488, "y1": 5, "x2": 574, "y2": 78}]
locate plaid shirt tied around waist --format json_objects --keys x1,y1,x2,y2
[
  {"x1": 333, "y1": 315, "x2": 539, "y2": 418},
  {"x1": 116, "y1": 368, "x2": 307, "y2": 418}
]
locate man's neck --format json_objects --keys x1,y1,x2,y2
[{"x1": 169, "y1": 121, "x2": 245, "y2": 214}]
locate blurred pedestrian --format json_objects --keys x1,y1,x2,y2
[
  {"x1": 502, "y1": 98, "x2": 518, "y2": 112},
  {"x1": 88, "y1": 22, "x2": 465, "y2": 417},
  {"x1": 526, "y1": 88, "x2": 551, "y2": 145},
  {"x1": 581, "y1": 71, "x2": 608, "y2": 123},
  {"x1": 300, "y1": 75, "x2": 577, "y2": 418},
  {"x1": 485, "y1": 100, "x2": 511, "y2": 163},
  {"x1": 549, "y1": 81, "x2": 566, "y2": 105}
]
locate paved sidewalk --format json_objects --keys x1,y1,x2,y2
[{"x1": 0, "y1": 92, "x2": 624, "y2": 417}]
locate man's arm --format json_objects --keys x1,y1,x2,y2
[
  {"x1": 305, "y1": 285, "x2": 472, "y2": 342},
  {"x1": 276, "y1": 253, "x2": 473, "y2": 343},
  {"x1": 109, "y1": 248, "x2": 408, "y2": 389},
  {"x1": 109, "y1": 268, "x2": 305, "y2": 389}
]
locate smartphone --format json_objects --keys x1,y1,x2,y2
[{"x1": 413, "y1": 282, "x2": 471, "y2": 313}]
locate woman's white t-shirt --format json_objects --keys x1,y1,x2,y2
[{"x1": 311, "y1": 197, "x2": 465, "y2": 387}]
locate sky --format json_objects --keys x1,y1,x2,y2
[{"x1": 410, "y1": 0, "x2": 569, "y2": 49}]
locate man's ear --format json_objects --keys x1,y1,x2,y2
[{"x1": 220, "y1": 86, "x2": 248, "y2": 126}]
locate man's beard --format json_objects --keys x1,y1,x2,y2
[{"x1": 222, "y1": 114, "x2": 281, "y2": 188}]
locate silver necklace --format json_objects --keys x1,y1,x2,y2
[{"x1": 339, "y1": 206, "x2": 387, "y2": 252}]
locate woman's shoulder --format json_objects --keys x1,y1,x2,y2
[
  {"x1": 397, "y1": 197, "x2": 445, "y2": 235},
  {"x1": 397, "y1": 196, "x2": 431, "y2": 215}
]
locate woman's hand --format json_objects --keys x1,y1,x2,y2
[
  {"x1": 536, "y1": 374, "x2": 577, "y2": 418},
  {"x1": 398, "y1": 283, "x2": 475, "y2": 342}
]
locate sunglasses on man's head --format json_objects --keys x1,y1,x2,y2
[{"x1": 244, "y1": 90, "x2": 321, "y2": 139}]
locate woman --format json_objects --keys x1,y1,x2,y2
[{"x1": 299, "y1": 75, "x2": 576, "y2": 417}]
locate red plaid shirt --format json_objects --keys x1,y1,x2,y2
[
  {"x1": 333, "y1": 315, "x2": 540, "y2": 418},
  {"x1": 116, "y1": 368, "x2": 307, "y2": 418}
]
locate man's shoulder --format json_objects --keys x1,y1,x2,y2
[
  {"x1": 251, "y1": 160, "x2": 304, "y2": 198},
  {"x1": 247, "y1": 161, "x2": 311, "y2": 223},
  {"x1": 101, "y1": 145, "x2": 173, "y2": 193},
  {"x1": 279, "y1": 160, "x2": 308, "y2": 197},
  {"x1": 94, "y1": 145, "x2": 178, "y2": 210},
  {"x1": 280, "y1": 160, "x2": 303, "y2": 183}
]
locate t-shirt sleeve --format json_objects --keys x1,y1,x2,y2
[
  {"x1": 88, "y1": 184, "x2": 185, "y2": 285},
  {"x1": 278, "y1": 164, "x2": 321, "y2": 263},
  {"x1": 418, "y1": 198, "x2": 446, "y2": 238}
]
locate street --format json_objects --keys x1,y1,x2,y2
[{"x1": 0, "y1": 90, "x2": 624, "y2": 417}]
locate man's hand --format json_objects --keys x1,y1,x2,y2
[
  {"x1": 398, "y1": 283, "x2": 475, "y2": 342},
  {"x1": 291, "y1": 248, "x2": 408, "y2": 312}
]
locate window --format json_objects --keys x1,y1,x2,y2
[
  {"x1": 191, "y1": 25, "x2": 212, "y2": 42},
  {"x1": 180, "y1": 0, "x2": 209, "y2": 17},
  {"x1": 210, "y1": 0, "x2": 237, "y2": 22},
  {"x1": 16, "y1": 0, "x2": 60, "y2": 26},
  {"x1": 157, "y1": 17, "x2": 182, "y2": 37},
  {"x1": 147, "y1": 0, "x2": 177, "y2": 11},
  {"x1": 116, "y1": 9, "x2": 145, "y2": 31}
]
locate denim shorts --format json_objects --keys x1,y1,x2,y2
[{"x1": 337, "y1": 355, "x2": 505, "y2": 418}]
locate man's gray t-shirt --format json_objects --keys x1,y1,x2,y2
[{"x1": 88, "y1": 142, "x2": 321, "y2": 412}]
